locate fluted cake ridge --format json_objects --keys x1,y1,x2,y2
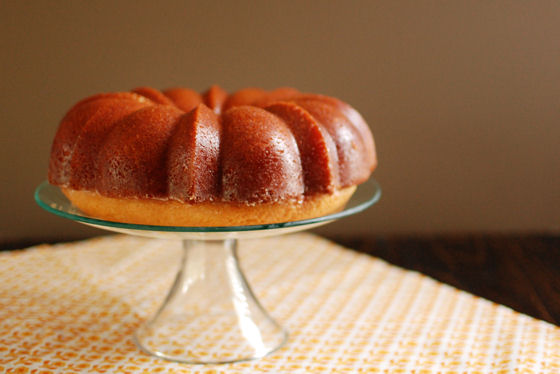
[{"x1": 48, "y1": 85, "x2": 377, "y2": 205}]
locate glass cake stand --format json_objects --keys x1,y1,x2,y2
[{"x1": 35, "y1": 179, "x2": 381, "y2": 364}]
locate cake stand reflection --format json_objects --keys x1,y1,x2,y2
[{"x1": 35, "y1": 179, "x2": 381, "y2": 364}]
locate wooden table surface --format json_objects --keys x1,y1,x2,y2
[
  {"x1": 333, "y1": 234, "x2": 560, "y2": 327},
  {"x1": 3, "y1": 234, "x2": 560, "y2": 326}
]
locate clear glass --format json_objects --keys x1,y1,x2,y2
[{"x1": 35, "y1": 179, "x2": 381, "y2": 364}]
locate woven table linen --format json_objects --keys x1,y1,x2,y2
[{"x1": 1, "y1": 234, "x2": 559, "y2": 373}]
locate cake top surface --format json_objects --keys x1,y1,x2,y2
[{"x1": 48, "y1": 85, "x2": 377, "y2": 204}]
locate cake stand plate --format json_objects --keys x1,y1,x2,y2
[{"x1": 35, "y1": 179, "x2": 381, "y2": 364}]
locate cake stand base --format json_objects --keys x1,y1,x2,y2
[
  {"x1": 35, "y1": 178, "x2": 381, "y2": 364},
  {"x1": 133, "y1": 238, "x2": 288, "y2": 364}
]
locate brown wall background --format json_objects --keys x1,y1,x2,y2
[{"x1": 1, "y1": 1, "x2": 559, "y2": 243}]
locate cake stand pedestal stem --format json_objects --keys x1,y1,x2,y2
[{"x1": 134, "y1": 238, "x2": 288, "y2": 364}]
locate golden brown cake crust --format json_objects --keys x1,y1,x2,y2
[
  {"x1": 49, "y1": 85, "x2": 376, "y2": 226},
  {"x1": 62, "y1": 186, "x2": 356, "y2": 227}
]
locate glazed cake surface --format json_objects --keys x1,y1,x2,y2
[{"x1": 48, "y1": 86, "x2": 377, "y2": 225}]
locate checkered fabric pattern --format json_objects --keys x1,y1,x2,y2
[{"x1": 1, "y1": 234, "x2": 559, "y2": 373}]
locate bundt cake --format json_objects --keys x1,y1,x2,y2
[{"x1": 48, "y1": 85, "x2": 377, "y2": 226}]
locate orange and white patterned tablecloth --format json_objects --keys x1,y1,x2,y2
[{"x1": 1, "y1": 234, "x2": 559, "y2": 373}]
